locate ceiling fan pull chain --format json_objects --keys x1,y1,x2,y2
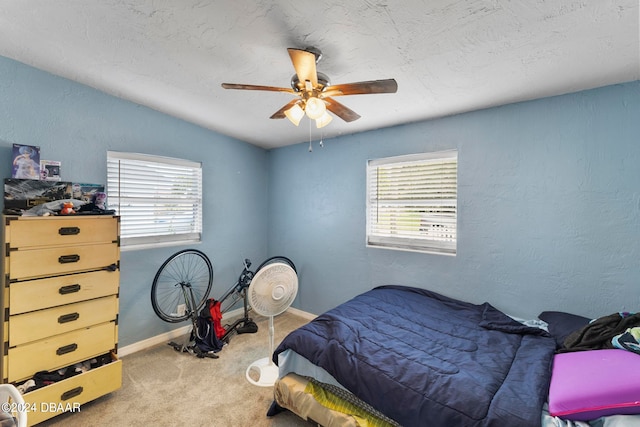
[{"x1": 308, "y1": 118, "x2": 313, "y2": 152}]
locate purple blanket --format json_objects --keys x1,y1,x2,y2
[{"x1": 273, "y1": 285, "x2": 556, "y2": 427}]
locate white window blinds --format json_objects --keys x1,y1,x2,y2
[
  {"x1": 366, "y1": 150, "x2": 457, "y2": 255},
  {"x1": 107, "y1": 151, "x2": 203, "y2": 249}
]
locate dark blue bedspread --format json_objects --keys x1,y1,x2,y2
[{"x1": 273, "y1": 285, "x2": 556, "y2": 427}]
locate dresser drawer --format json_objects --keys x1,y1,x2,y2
[
  {"x1": 9, "y1": 296, "x2": 118, "y2": 346},
  {"x1": 5, "y1": 216, "x2": 118, "y2": 249},
  {"x1": 9, "y1": 269, "x2": 119, "y2": 314},
  {"x1": 22, "y1": 355, "x2": 121, "y2": 426},
  {"x1": 8, "y1": 243, "x2": 118, "y2": 281},
  {"x1": 7, "y1": 322, "x2": 116, "y2": 382}
]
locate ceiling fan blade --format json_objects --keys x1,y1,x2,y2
[
  {"x1": 270, "y1": 99, "x2": 301, "y2": 119},
  {"x1": 324, "y1": 97, "x2": 361, "y2": 122},
  {"x1": 287, "y1": 48, "x2": 318, "y2": 87},
  {"x1": 321, "y1": 79, "x2": 398, "y2": 97},
  {"x1": 221, "y1": 83, "x2": 295, "y2": 94}
]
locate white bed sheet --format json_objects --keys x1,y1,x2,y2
[
  {"x1": 541, "y1": 406, "x2": 640, "y2": 427},
  {"x1": 277, "y1": 348, "x2": 346, "y2": 389}
]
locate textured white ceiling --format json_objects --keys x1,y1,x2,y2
[{"x1": 0, "y1": 1, "x2": 638, "y2": 149}]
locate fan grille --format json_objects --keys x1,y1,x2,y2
[{"x1": 248, "y1": 263, "x2": 298, "y2": 316}]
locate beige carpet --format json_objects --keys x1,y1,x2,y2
[{"x1": 37, "y1": 312, "x2": 317, "y2": 427}]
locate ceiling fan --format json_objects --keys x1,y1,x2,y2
[{"x1": 221, "y1": 47, "x2": 398, "y2": 128}]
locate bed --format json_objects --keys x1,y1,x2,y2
[{"x1": 267, "y1": 285, "x2": 640, "y2": 427}]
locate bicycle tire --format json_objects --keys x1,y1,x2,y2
[
  {"x1": 255, "y1": 255, "x2": 297, "y2": 274},
  {"x1": 151, "y1": 249, "x2": 213, "y2": 323}
]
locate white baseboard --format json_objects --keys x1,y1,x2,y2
[
  {"x1": 286, "y1": 306, "x2": 317, "y2": 321},
  {"x1": 118, "y1": 324, "x2": 192, "y2": 357},
  {"x1": 118, "y1": 307, "x2": 315, "y2": 357}
]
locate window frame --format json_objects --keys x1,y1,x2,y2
[
  {"x1": 366, "y1": 149, "x2": 458, "y2": 256},
  {"x1": 106, "y1": 151, "x2": 203, "y2": 251}
]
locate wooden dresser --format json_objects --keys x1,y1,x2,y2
[{"x1": 1, "y1": 215, "x2": 122, "y2": 425}]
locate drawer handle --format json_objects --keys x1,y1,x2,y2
[
  {"x1": 59, "y1": 284, "x2": 81, "y2": 294},
  {"x1": 56, "y1": 343, "x2": 78, "y2": 355},
  {"x1": 58, "y1": 254, "x2": 80, "y2": 264},
  {"x1": 61, "y1": 386, "x2": 83, "y2": 401},
  {"x1": 58, "y1": 312, "x2": 80, "y2": 324},
  {"x1": 59, "y1": 227, "x2": 80, "y2": 236}
]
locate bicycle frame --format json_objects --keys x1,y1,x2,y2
[
  {"x1": 218, "y1": 260, "x2": 253, "y2": 311},
  {"x1": 217, "y1": 259, "x2": 257, "y2": 341}
]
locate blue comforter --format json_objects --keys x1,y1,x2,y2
[{"x1": 273, "y1": 285, "x2": 556, "y2": 427}]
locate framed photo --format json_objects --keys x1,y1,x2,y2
[
  {"x1": 12, "y1": 144, "x2": 40, "y2": 180},
  {"x1": 40, "y1": 160, "x2": 62, "y2": 181},
  {"x1": 4, "y1": 179, "x2": 105, "y2": 212},
  {"x1": 4, "y1": 178, "x2": 72, "y2": 210}
]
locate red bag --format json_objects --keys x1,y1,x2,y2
[{"x1": 207, "y1": 299, "x2": 226, "y2": 339}]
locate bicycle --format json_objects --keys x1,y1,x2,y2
[{"x1": 150, "y1": 249, "x2": 296, "y2": 357}]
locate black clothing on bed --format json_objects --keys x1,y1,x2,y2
[{"x1": 561, "y1": 312, "x2": 640, "y2": 352}]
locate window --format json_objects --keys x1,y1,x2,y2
[
  {"x1": 107, "y1": 151, "x2": 202, "y2": 250},
  {"x1": 366, "y1": 150, "x2": 457, "y2": 255}
]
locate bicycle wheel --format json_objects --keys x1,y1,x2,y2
[
  {"x1": 255, "y1": 255, "x2": 296, "y2": 274},
  {"x1": 151, "y1": 249, "x2": 213, "y2": 323}
]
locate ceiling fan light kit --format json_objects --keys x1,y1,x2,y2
[
  {"x1": 303, "y1": 97, "x2": 325, "y2": 119},
  {"x1": 222, "y1": 47, "x2": 397, "y2": 130},
  {"x1": 315, "y1": 110, "x2": 333, "y2": 128},
  {"x1": 284, "y1": 103, "x2": 304, "y2": 126}
]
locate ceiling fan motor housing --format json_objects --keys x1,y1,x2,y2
[{"x1": 290, "y1": 72, "x2": 330, "y2": 92}]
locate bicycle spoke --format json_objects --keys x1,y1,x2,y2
[{"x1": 151, "y1": 249, "x2": 213, "y2": 323}]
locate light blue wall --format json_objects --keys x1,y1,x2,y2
[
  {"x1": 0, "y1": 56, "x2": 270, "y2": 347},
  {"x1": 268, "y1": 81, "x2": 640, "y2": 319},
  {"x1": 2, "y1": 53, "x2": 638, "y2": 347}
]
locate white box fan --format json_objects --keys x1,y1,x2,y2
[{"x1": 245, "y1": 262, "x2": 298, "y2": 387}]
